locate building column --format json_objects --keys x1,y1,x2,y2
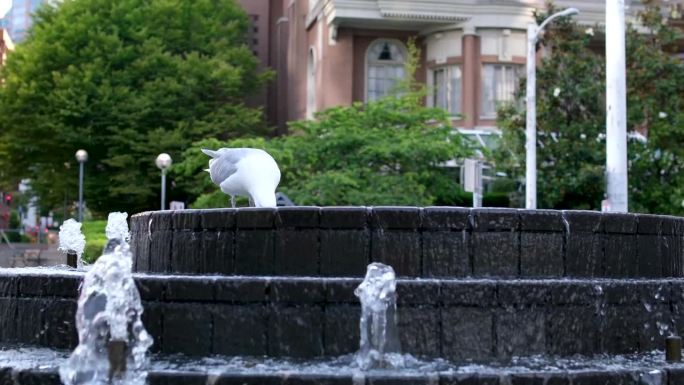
[{"x1": 461, "y1": 26, "x2": 479, "y2": 129}]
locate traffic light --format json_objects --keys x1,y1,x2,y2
[{"x1": 4, "y1": 194, "x2": 11, "y2": 206}]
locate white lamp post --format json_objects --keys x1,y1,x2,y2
[
  {"x1": 605, "y1": 0, "x2": 628, "y2": 212},
  {"x1": 525, "y1": 7, "x2": 579, "y2": 209},
  {"x1": 75, "y1": 149, "x2": 88, "y2": 222},
  {"x1": 155, "y1": 153, "x2": 172, "y2": 210}
]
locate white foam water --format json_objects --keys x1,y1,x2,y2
[
  {"x1": 354, "y1": 263, "x2": 403, "y2": 370},
  {"x1": 58, "y1": 219, "x2": 86, "y2": 269},
  {"x1": 59, "y1": 213, "x2": 152, "y2": 385},
  {"x1": 105, "y1": 212, "x2": 129, "y2": 244}
]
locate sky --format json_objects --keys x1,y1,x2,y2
[{"x1": 0, "y1": 0, "x2": 9, "y2": 19}]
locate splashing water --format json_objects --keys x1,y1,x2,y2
[
  {"x1": 105, "y1": 212, "x2": 129, "y2": 244},
  {"x1": 58, "y1": 219, "x2": 86, "y2": 269},
  {"x1": 354, "y1": 263, "x2": 402, "y2": 369},
  {"x1": 59, "y1": 213, "x2": 152, "y2": 385}
]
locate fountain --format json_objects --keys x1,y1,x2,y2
[
  {"x1": 2, "y1": 207, "x2": 684, "y2": 384},
  {"x1": 58, "y1": 219, "x2": 86, "y2": 269},
  {"x1": 59, "y1": 212, "x2": 152, "y2": 385}
]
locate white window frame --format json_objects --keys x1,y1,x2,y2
[
  {"x1": 480, "y1": 63, "x2": 522, "y2": 119},
  {"x1": 365, "y1": 39, "x2": 408, "y2": 102},
  {"x1": 427, "y1": 65, "x2": 462, "y2": 116}
]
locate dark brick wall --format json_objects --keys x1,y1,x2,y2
[
  {"x1": 2, "y1": 272, "x2": 684, "y2": 360},
  {"x1": 130, "y1": 208, "x2": 684, "y2": 278}
]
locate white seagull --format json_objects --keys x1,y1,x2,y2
[{"x1": 202, "y1": 148, "x2": 281, "y2": 208}]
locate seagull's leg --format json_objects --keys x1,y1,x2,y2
[{"x1": 231, "y1": 195, "x2": 236, "y2": 208}]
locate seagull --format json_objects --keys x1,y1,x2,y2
[{"x1": 202, "y1": 148, "x2": 281, "y2": 208}]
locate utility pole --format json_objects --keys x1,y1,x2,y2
[{"x1": 605, "y1": 0, "x2": 629, "y2": 212}]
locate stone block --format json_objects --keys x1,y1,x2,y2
[
  {"x1": 637, "y1": 214, "x2": 662, "y2": 235},
  {"x1": 398, "y1": 306, "x2": 440, "y2": 357},
  {"x1": 472, "y1": 208, "x2": 518, "y2": 231},
  {"x1": 497, "y1": 281, "x2": 550, "y2": 306},
  {"x1": 604, "y1": 234, "x2": 638, "y2": 277},
  {"x1": 274, "y1": 229, "x2": 319, "y2": 276},
  {"x1": 519, "y1": 209, "x2": 564, "y2": 232},
  {"x1": 397, "y1": 280, "x2": 440, "y2": 306},
  {"x1": 566, "y1": 233, "x2": 603, "y2": 277},
  {"x1": 320, "y1": 230, "x2": 368, "y2": 277},
  {"x1": 638, "y1": 234, "x2": 663, "y2": 277},
  {"x1": 570, "y1": 371, "x2": 631, "y2": 385},
  {"x1": 148, "y1": 371, "x2": 207, "y2": 385},
  {"x1": 170, "y1": 230, "x2": 202, "y2": 273},
  {"x1": 213, "y1": 304, "x2": 267, "y2": 356},
  {"x1": 162, "y1": 304, "x2": 212, "y2": 355},
  {"x1": 495, "y1": 309, "x2": 546, "y2": 358},
  {"x1": 439, "y1": 374, "x2": 501, "y2": 385},
  {"x1": 422, "y1": 231, "x2": 470, "y2": 277},
  {"x1": 370, "y1": 207, "x2": 422, "y2": 229},
  {"x1": 42, "y1": 299, "x2": 77, "y2": 349},
  {"x1": 366, "y1": 375, "x2": 431, "y2": 385},
  {"x1": 520, "y1": 232, "x2": 563, "y2": 276},
  {"x1": 550, "y1": 283, "x2": 602, "y2": 305},
  {"x1": 149, "y1": 230, "x2": 173, "y2": 273},
  {"x1": 323, "y1": 305, "x2": 360, "y2": 356},
  {"x1": 172, "y1": 210, "x2": 201, "y2": 230},
  {"x1": 236, "y1": 207, "x2": 276, "y2": 228},
  {"x1": 15, "y1": 298, "x2": 44, "y2": 345},
  {"x1": 276, "y1": 207, "x2": 320, "y2": 228},
  {"x1": 325, "y1": 279, "x2": 360, "y2": 303},
  {"x1": 165, "y1": 277, "x2": 214, "y2": 301},
  {"x1": 134, "y1": 232, "x2": 150, "y2": 272},
  {"x1": 0, "y1": 275, "x2": 18, "y2": 297},
  {"x1": 149, "y1": 211, "x2": 173, "y2": 231},
  {"x1": 281, "y1": 374, "x2": 354, "y2": 385},
  {"x1": 200, "y1": 209, "x2": 236, "y2": 230},
  {"x1": 371, "y1": 230, "x2": 421, "y2": 277},
  {"x1": 603, "y1": 306, "x2": 640, "y2": 354},
  {"x1": 0, "y1": 298, "x2": 17, "y2": 343},
  {"x1": 441, "y1": 307, "x2": 493, "y2": 361},
  {"x1": 215, "y1": 278, "x2": 268, "y2": 303},
  {"x1": 270, "y1": 278, "x2": 326, "y2": 303},
  {"x1": 136, "y1": 276, "x2": 166, "y2": 301},
  {"x1": 18, "y1": 275, "x2": 48, "y2": 296},
  {"x1": 235, "y1": 230, "x2": 274, "y2": 275},
  {"x1": 509, "y1": 375, "x2": 546, "y2": 385},
  {"x1": 604, "y1": 213, "x2": 637, "y2": 234},
  {"x1": 547, "y1": 306, "x2": 601, "y2": 355},
  {"x1": 213, "y1": 374, "x2": 282, "y2": 385},
  {"x1": 268, "y1": 305, "x2": 324, "y2": 357},
  {"x1": 471, "y1": 232, "x2": 518, "y2": 277},
  {"x1": 13, "y1": 370, "x2": 61, "y2": 385},
  {"x1": 320, "y1": 207, "x2": 368, "y2": 229},
  {"x1": 562, "y1": 210, "x2": 602, "y2": 233},
  {"x1": 440, "y1": 281, "x2": 497, "y2": 307},
  {"x1": 199, "y1": 230, "x2": 233, "y2": 275},
  {"x1": 661, "y1": 234, "x2": 683, "y2": 277},
  {"x1": 141, "y1": 302, "x2": 163, "y2": 353},
  {"x1": 422, "y1": 207, "x2": 470, "y2": 230}
]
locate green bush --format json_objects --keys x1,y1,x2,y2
[{"x1": 81, "y1": 220, "x2": 107, "y2": 263}]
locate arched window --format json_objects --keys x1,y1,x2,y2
[
  {"x1": 366, "y1": 39, "x2": 407, "y2": 101},
  {"x1": 306, "y1": 48, "x2": 316, "y2": 119}
]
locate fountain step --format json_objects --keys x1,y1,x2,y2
[
  {"x1": 2, "y1": 268, "x2": 684, "y2": 361},
  {"x1": 130, "y1": 208, "x2": 684, "y2": 279},
  {"x1": 2, "y1": 347, "x2": 684, "y2": 385}
]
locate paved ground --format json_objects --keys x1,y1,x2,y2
[{"x1": 0, "y1": 242, "x2": 65, "y2": 267}]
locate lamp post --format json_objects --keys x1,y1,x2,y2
[
  {"x1": 155, "y1": 153, "x2": 172, "y2": 210},
  {"x1": 75, "y1": 149, "x2": 88, "y2": 222},
  {"x1": 605, "y1": 0, "x2": 628, "y2": 212},
  {"x1": 525, "y1": 7, "x2": 579, "y2": 209}
]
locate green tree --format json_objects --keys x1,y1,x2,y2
[
  {"x1": 176, "y1": 40, "x2": 473, "y2": 207},
  {"x1": 494, "y1": 1, "x2": 684, "y2": 212},
  {"x1": 0, "y1": 0, "x2": 270, "y2": 215}
]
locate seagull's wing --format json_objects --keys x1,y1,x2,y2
[{"x1": 209, "y1": 149, "x2": 253, "y2": 184}]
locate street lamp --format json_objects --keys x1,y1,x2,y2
[
  {"x1": 155, "y1": 153, "x2": 172, "y2": 210},
  {"x1": 75, "y1": 149, "x2": 88, "y2": 222},
  {"x1": 525, "y1": 7, "x2": 579, "y2": 209}
]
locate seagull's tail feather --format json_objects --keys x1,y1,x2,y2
[
  {"x1": 204, "y1": 169, "x2": 210, "y2": 173},
  {"x1": 201, "y1": 148, "x2": 220, "y2": 158}
]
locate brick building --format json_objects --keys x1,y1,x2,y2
[{"x1": 239, "y1": 0, "x2": 683, "y2": 133}]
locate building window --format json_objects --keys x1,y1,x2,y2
[
  {"x1": 481, "y1": 64, "x2": 522, "y2": 118},
  {"x1": 306, "y1": 48, "x2": 316, "y2": 119},
  {"x1": 366, "y1": 39, "x2": 407, "y2": 101},
  {"x1": 431, "y1": 65, "x2": 462, "y2": 116}
]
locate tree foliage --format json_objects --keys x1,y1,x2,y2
[
  {"x1": 493, "y1": 1, "x2": 684, "y2": 213},
  {"x1": 0, "y1": 0, "x2": 269, "y2": 215},
  {"x1": 176, "y1": 40, "x2": 473, "y2": 207}
]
